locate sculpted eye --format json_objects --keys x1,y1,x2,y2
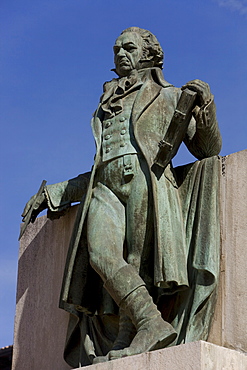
[{"x1": 125, "y1": 45, "x2": 136, "y2": 52}]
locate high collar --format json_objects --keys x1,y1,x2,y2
[
  {"x1": 100, "y1": 68, "x2": 173, "y2": 118},
  {"x1": 101, "y1": 68, "x2": 172, "y2": 102},
  {"x1": 113, "y1": 67, "x2": 172, "y2": 86}
]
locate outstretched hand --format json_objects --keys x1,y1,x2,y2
[
  {"x1": 181, "y1": 79, "x2": 212, "y2": 107},
  {"x1": 21, "y1": 191, "x2": 47, "y2": 223}
]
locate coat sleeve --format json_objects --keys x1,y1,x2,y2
[
  {"x1": 183, "y1": 97, "x2": 222, "y2": 159},
  {"x1": 44, "y1": 172, "x2": 91, "y2": 212}
]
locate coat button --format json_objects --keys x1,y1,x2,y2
[
  {"x1": 120, "y1": 142, "x2": 126, "y2": 147},
  {"x1": 105, "y1": 147, "x2": 111, "y2": 153},
  {"x1": 120, "y1": 129, "x2": 126, "y2": 135},
  {"x1": 119, "y1": 117, "x2": 125, "y2": 122},
  {"x1": 105, "y1": 134, "x2": 111, "y2": 140}
]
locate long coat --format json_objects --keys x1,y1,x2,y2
[{"x1": 45, "y1": 69, "x2": 222, "y2": 366}]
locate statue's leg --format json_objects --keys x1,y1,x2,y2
[
  {"x1": 104, "y1": 265, "x2": 177, "y2": 360},
  {"x1": 110, "y1": 307, "x2": 136, "y2": 350},
  {"x1": 125, "y1": 155, "x2": 154, "y2": 283},
  {"x1": 108, "y1": 156, "x2": 155, "y2": 354},
  {"x1": 108, "y1": 157, "x2": 153, "y2": 350},
  {"x1": 87, "y1": 181, "x2": 136, "y2": 363},
  {"x1": 106, "y1": 157, "x2": 176, "y2": 359},
  {"x1": 87, "y1": 182, "x2": 127, "y2": 281},
  {"x1": 110, "y1": 158, "x2": 154, "y2": 354}
]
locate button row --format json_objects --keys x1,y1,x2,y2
[
  {"x1": 105, "y1": 142, "x2": 127, "y2": 153},
  {"x1": 104, "y1": 116, "x2": 126, "y2": 128},
  {"x1": 104, "y1": 129, "x2": 127, "y2": 141}
]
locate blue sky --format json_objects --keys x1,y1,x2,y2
[{"x1": 0, "y1": 0, "x2": 246, "y2": 348}]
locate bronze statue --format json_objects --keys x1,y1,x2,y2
[{"x1": 21, "y1": 27, "x2": 222, "y2": 367}]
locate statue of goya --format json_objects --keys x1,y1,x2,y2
[{"x1": 21, "y1": 27, "x2": 222, "y2": 367}]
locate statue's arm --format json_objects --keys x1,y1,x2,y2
[
  {"x1": 44, "y1": 171, "x2": 91, "y2": 212},
  {"x1": 21, "y1": 171, "x2": 91, "y2": 222},
  {"x1": 182, "y1": 80, "x2": 222, "y2": 159}
]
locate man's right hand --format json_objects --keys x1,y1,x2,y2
[{"x1": 21, "y1": 191, "x2": 47, "y2": 223}]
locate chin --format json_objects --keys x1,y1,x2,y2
[{"x1": 117, "y1": 68, "x2": 132, "y2": 77}]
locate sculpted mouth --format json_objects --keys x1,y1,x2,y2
[{"x1": 119, "y1": 59, "x2": 130, "y2": 66}]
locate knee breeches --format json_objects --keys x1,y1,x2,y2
[{"x1": 87, "y1": 154, "x2": 154, "y2": 283}]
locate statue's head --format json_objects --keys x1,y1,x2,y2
[{"x1": 113, "y1": 27, "x2": 164, "y2": 77}]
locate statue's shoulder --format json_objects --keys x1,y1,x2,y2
[
  {"x1": 98, "y1": 78, "x2": 119, "y2": 104},
  {"x1": 151, "y1": 68, "x2": 181, "y2": 98},
  {"x1": 159, "y1": 84, "x2": 181, "y2": 103}
]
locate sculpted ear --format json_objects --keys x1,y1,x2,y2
[
  {"x1": 139, "y1": 55, "x2": 155, "y2": 69},
  {"x1": 138, "y1": 46, "x2": 157, "y2": 68},
  {"x1": 141, "y1": 48, "x2": 153, "y2": 62}
]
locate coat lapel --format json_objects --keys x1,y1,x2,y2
[
  {"x1": 91, "y1": 106, "x2": 104, "y2": 151},
  {"x1": 131, "y1": 79, "x2": 162, "y2": 124},
  {"x1": 131, "y1": 68, "x2": 173, "y2": 124}
]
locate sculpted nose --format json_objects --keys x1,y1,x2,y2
[{"x1": 117, "y1": 47, "x2": 126, "y2": 57}]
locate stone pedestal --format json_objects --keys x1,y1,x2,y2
[
  {"x1": 74, "y1": 341, "x2": 247, "y2": 370},
  {"x1": 208, "y1": 150, "x2": 247, "y2": 352},
  {"x1": 12, "y1": 150, "x2": 247, "y2": 369},
  {"x1": 12, "y1": 207, "x2": 78, "y2": 370}
]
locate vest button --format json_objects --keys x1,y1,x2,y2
[
  {"x1": 121, "y1": 129, "x2": 126, "y2": 135},
  {"x1": 105, "y1": 134, "x2": 111, "y2": 140},
  {"x1": 104, "y1": 121, "x2": 112, "y2": 128},
  {"x1": 105, "y1": 147, "x2": 111, "y2": 153},
  {"x1": 120, "y1": 143, "x2": 126, "y2": 147},
  {"x1": 119, "y1": 117, "x2": 125, "y2": 122}
]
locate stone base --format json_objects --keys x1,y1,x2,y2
[
  {"x1": 74, "y1": 341, "x2": 247, "y2": 370},
  {"x1": 12, "y1": 207, "x2": 78, "y2": 370},
  {"x1": 208, "y1": 150, "x2": 247, "y2": 352}
]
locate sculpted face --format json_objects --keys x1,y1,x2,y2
[{"x1": 113, "y1": 32, "x2": 144, "y2": 77}]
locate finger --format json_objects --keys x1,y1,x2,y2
[
  {"x1": 184, "y1": 82, "x2": 208, "y2": 92},
  {"x1": 32, "y1": 193, "x2": 45, "y2": 210},
  {"x1": 183, "y1": 84, "x2": 211, "y2": 102},
  {"x1": 183, "y1": 80, "x2": 209, "y2": 90},
  {"x1": 32, "y1": 197, "x2": 42, "y2": 210},
  {"x1": 185, "y1": 79, "x2": 208, "y2": 86},
  {"x1": 21, "y1": 203, "x2": 31, "y2": 218},
  {"x1": 21, "y1": 194, "x2": 37, "y2": 217}
]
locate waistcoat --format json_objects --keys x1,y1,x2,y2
[{"x1": 101, "y1": 90, "x2": 139, "y2": 163}]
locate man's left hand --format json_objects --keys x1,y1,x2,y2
[{"x1": 182, "y1": 79, "x2": 212, "y2": 107}]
